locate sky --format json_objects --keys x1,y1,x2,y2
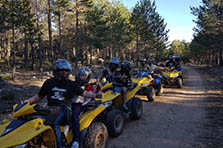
[{"x1": 122, "y1": 0, "x2": 202, "y2": 42}]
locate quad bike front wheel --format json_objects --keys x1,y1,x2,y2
[
  {"x1": 83, "y1": 122, "x2": 108, "y2": 148},
  {"x1": 155, "y1": 82, "x2": 163, "y2": 96},
  {"x1": 145, "y1": 87, "x2": 155, "y2": 102},
  {"x1": 105, "y1": 109, "x2": 125, "y2": 137},
  {"x1": 177, "y1": 77, "x2": 183, "y2": 88},
  {"x1": 129, "y1": 97, "x2": 143, "y2": 120}
]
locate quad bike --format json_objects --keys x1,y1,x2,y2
[
  {"x1": 132, "y1": 71, "x2": 161, "y2": 101},
  {"x1": 161, "y1": 67, "x2": 183, "y2": 88},
  {"x1": 0, "y1": 99, "x2": 110, "y2": 148},
  {"x1": 94, "y1": 78, "x2": 149, "y2": 137}
]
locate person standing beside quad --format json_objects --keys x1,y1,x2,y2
[{"x1": 25, "y1": 59, "x2": 97, "y2": 148}]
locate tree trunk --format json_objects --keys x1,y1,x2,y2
[
  {"x1": 24, "y1": 33, "x2": 28, "y2": 70},
  {"x1": 58, "y1": 11, "x2": 63, "y2": 58},
  {"x1": 47, "y1": 0, "x2": 53, "y2": 63},
  {"x1": 75, "y1": 0, "x2": 79, "y2": 69}
]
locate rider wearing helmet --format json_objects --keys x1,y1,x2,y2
[
  {"x1": 120, "y1": 60, "x2": 133, "y2": 110},
  {"x1": 75, "y1": 66, "x2": 92, "y2": 87},
  {"x1": 175, "y1": 56, "x2": 181, "y2": 69},
  {"x1": 75, "y1": 66, "x2": 103, "y2": 97},
  {"x1": 147, "y1": 57, "x2": 166, "y2": 74},
  {"x1": 99, "y1": 57, "x2": 120, "y2": 83},
  {"x1": 166, "y1": 55, "x2": 176, "y2": 68},
  {"x1": 139, "y1": 58, "x2": 148, "y2": 72},
  {"x1": 26, "y1": 59, "x2": 84, "y2": 148},
  {"x1": 120, "y1": 60, "x2": 132, "y2": 84}
]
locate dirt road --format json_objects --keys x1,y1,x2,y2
[{"x1": 107, "y1": 65, "x2": 222, "y2": 148}]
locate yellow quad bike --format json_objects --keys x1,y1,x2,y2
[
  {"x1": 0, "y1": 100, "x2": 110, "y2": 148},
  {"x1": 95, "y1": 79, "x2": 149, "y2": 137},
  {"x1": 131, "y1": 71, "x2": 156, "y2": 102},
  {"x1": 162, "y1": 66, "x2": 183, "y2": 88}
]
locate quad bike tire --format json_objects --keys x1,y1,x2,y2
[
  {"x1": 155, "y1": 82, "x2": 163, "y2": 96},
  {"x1": 83, "y1": 122, "x2": 108, "y2": 148},
  {"x1": 177, "y1": 77, "x2": 183, "y2": 88},
  {"x1": 145, "y1": 87, "x2": 155, "y2": 102},
  {"x1": 129, "y1": 97, "x2": 143, "y2": 120},
  {"x1": 105, "y1": 109, "x2": 124, "y2": 137}
]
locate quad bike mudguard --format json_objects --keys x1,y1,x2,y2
[
  {"x1": 126, "y1": 77, "x2": 153, "y2": 102},
  {"x1": 0, "y1": 118, "x2": 55, "y2": 148},
  {"x1": 80, "y1": 105, "x2": 106, "y2": 131}
]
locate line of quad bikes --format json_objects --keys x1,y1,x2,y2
[{"x1": 0, "y1": 66, "x2": 183, "y2": 148}]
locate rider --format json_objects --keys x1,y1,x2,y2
[
  {"x1": 120, "y1": 60, "x2": 133, "y2": 110},
  {"x1": 139, "y1": 58, "x2": 148, "y2": 73},
  {"x1": 165, "y1": 55, "x2": 176, "y2": 69},
  {"x1": 75, "y1": 66, "x2": 103, "y2": 97},
  {"x1": 99, "y1": 57, "x2": 120, "y2": 84},
  {"x1": 26, "y1": 59, "x2": 83, "y2": 148},
  {"x1": 174, "y1": 56, "x2": 181, "y2": 70},
  {"x1": 147, "y1": 57, "x2": 167, "y2": 74}
]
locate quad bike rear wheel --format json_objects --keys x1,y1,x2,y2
[
  {"x1": 105, "y1": 109, "x2": 124, "y2": 137},
  {"x1": 129, "y1": 97, "x2": 143, "y2": 120},
  {"x1": 145, "y1": 87, "x2": 155, "y2": 102},
  {"x1": 177, "y1": 77, "x2": 183, "y2": 88},
  {"x1": 83, "y1": 122, "x2": 108, "y2": 148}
]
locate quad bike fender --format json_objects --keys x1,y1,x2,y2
[
  {"x1": 80, "y1": 105, "x2": 106, "y2": 131},
  {"x1": 0, "y1": 120, "x2": 10, "y2": 135},
  {"x1": 0, "y1": 118, "x2": 54, "y2": 148},
  {"x1": 101, "y1": 82, "x2": 113, "y2": 91},
  {"x1": 96, "y1": 91, "x2": 120, "y2": 103}
]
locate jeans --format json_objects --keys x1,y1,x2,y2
[
  {"x1": 71, "y1": 103, "x2": 82, "y2": 142},
  {"x1": 54, "y1": 106, "x2": 68, "y2": 148}
]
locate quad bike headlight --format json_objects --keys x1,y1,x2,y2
[{"x1": 11, "y1": 143, "x2": 28, "y2": 148}]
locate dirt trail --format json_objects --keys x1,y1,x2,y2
[{"x1": 107, "y1": 65, "x2": 211, "y2": 148}]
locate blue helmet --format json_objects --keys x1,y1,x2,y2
[
  {"x1": 53, "y1": 59, "x2": 72, "y2": 80},
  {"x1": 109, "y1": 57, "x2": 120, "y2": 72},
  {"x1": 175, "y1": 56, "x2": 180, "y2": 62},
  {"x1": 121, "y1": 60, "x2": 132, "y2": 72}
]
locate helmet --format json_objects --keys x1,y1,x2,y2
[
  {"x1": 53, "y1": 59, "x2": 72, "y2": 80},
  {"x1": 140, "y1": 58, "x2": 147, "y2": 66},
  {"x1": 147, "y1": 57, "x2": 154, "y2": 65},
  {"x1": 175, "y1": 56, "x2": 180, "y2": 62},
  {"x1": 168, "y1": 55, "x2": 175, "y2": 62},
  {"x1": 109, "y1": 57, "x2": 120, "y2": 72},
  {"x1": 75, "y1": 66, "x2": 92, "y2": 86},
  {"x1": 121, "y1": 60, "x2": 132, "y2": 72}
]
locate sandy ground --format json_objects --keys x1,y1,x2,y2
[
  {"x1": 107, "y1": 65, "x2": 222, "y2": 148},
  {"x1": 1, "y1": 65, "x2": 223, "y2": 148}
]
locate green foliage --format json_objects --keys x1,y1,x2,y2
[
  {"x1": 191, "y1": 0, "x2": 223, "y2": 65},
  {"x1": 0, "y1": 0, "x2": 171, "y2": 71},
  {"x1": 130, "y1": 0, "x2": 169, "y2": 62}
]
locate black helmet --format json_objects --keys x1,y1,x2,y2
[
  {"x1": 121, "y1": 60, "x2": 132, "y2": 72},
  {"x1": 53, "y1": 59, "x2": 72, "y2": 80},
  {"x1": 109, "y1": 57, "x2": 120, "y2": 72},
  {"x1": 75, "y1": 66, "x2": 92, "y2": 86}
]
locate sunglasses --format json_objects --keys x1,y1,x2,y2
[{"x1": 59, "y1": 69, "x2": 69, "y2": 72}]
